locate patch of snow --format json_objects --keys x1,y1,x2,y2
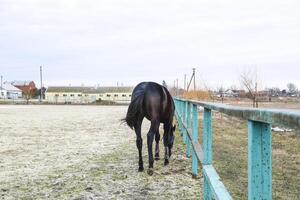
[{"x1": 271, "y1": 126, "x2": 293, "y2": 132}]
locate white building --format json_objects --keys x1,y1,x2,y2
[
  {"x1": 1, "y1": 82, "x2": 22, "y2": 99},
  {"x1": 0, "y1": 87, "x2": 7, "y2": 99},
  {"x1": 46, "y1": 86, "x2": 133, "y2": 104},
  {"x1": 224, "y1": 89, "x2": 240, "y2": 97}
]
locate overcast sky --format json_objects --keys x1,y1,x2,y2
[{"x1": 0, "y1": 0, "x2": 299, "y2": 89}]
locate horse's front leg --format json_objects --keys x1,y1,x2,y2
[{"x1": 154, "y1": 132, "x2": 160, "y2": 160}]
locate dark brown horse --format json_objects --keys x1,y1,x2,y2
[{"x1": 124, "y1": 82, "x2": 176, "y2": 175}]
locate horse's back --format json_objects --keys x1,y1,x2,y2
[
  {"x1": 132, "y1": 82, "x2": 165, "y2": 101},
  {"x1": 132, "y1": 82, "x2": 174, "y2": 122}
]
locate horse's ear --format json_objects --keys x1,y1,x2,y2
[{"x1": 172, "y1": 124, "x2": 176, "y2": 131}]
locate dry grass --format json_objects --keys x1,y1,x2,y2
[
  {"x1": 195, "y1": 112, "x2": 300, "y2": 199},
  {"x1": 182, "y1": 90, "x2": 212, "y2": 101}
]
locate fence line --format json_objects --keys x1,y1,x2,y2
[{"x1": 174, "y1": 98, "x2": 300, "y2": 200}]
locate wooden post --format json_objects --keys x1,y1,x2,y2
[
  {"x1": 180, "y1": 101, "x2": 184, "y2": 136},
  {"x1": 178, "y1": 101, "x2": 183, "y2": 134},
  {"x1": 183, "y1": 101, "x2": 188, "y2": 144},
  {"x1": 186, "y1": 102, "x2": 191, "y2": 157},
  {"x1": 248, "y1": 120, "x2": 272, "y2": 200},
  {"x1": 203, "y1": 108, "x2": 212, "y2": 200},
  {"x1": 192, "y1": 104, "x2": 199, "y2": 178},
  {"x1": 175, "y1": 100, "x2": 179, "y2": 119}
]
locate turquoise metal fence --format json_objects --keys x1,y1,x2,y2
[{"x1": 174, "y1": 98, "x2": 300, "y2": 200}]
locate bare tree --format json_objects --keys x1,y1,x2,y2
[
  {"x1": 287, "y1": 83, "x2": 297, "y2": 94},
  {"x1": 217, "y1": 85, "x2": 225, "y2": 103},
  {"x1": 240, "y1": 69, "x2": 259, "y2": 108},
  {"x1": 202, "y1": 82, "x2": 215, "y2": 101},
  {"x1": 266, "y1": 87, "x2": 281, "y2": 101},
  {"x1": 23, "y1": 87, "x2": 36, "y2": 104}
]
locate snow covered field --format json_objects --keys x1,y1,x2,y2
[
  {"x1": 0, "y1": 105, "x2": 201, "y2": 199},
  {"x1": 0, "y1": 106, "x2": 132, "y2": 183}
]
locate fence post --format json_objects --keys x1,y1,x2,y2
[
  {"x1": 175, "y1": 100, "x2": 179, "y2": 119},
  {"x1": 192, "y1": 104, "x2": 198, "y2": 178},
  {"x1": 178, "y1": 101, "x2": 183, "y2": 134},
  {"x1": 182, "y1": 101, "x2": 185, "y2": 119},
  {"x1": 177, "y1": 100, "x2": 182, "y2": 132},
  {"x1": 182, "y1": 101, "x2": 187, "y2": 144},
  {"x1": 186, "y1": 102, "x2": 191, "y2": 157},
  {"x1": 203, "y1": 108, "x2": 212, "y2": 200},
  {"x1": 174, "y1": 100, "x2": 177, "y2": 115},
  {"x1": 248, "y1": 120, "x2": 272, "y2": 200}
]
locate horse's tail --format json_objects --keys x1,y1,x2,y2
[{"x1": 122, "y1": 92, "x2": 144, "y2": 130}]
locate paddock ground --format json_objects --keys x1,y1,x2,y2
[{"x1": 0, "y1": 105, "x2": 201, "y2": 200}]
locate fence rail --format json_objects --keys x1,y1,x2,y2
[{"x1": 174, "y1": 98, "x2": 300, "y2": 200}]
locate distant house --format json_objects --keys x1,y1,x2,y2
[
  {"x1": 287, "y1": 91, "x2": 299, "y2": 97},
  {"x1": 45, "y1": 86, "x2": 133, "y2": 104},
  {"x1": 0, "y1": 87, "x2": 7, "y2": 99},
  {"x1": 224, "y1": 89, "x2": 238, "y2": 97},
  {"x1": 1, "y1": 82, "x2": 22, "y2": 99},
  {"x1": 11, "y1": 81, "x2": 37, "y2": 96}
]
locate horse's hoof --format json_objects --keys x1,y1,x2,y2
[
  {"x1": 147, "y1": 168, "x2": 154, "y2": 176},
  {"x1": 164, "y1": 159, "x2": 169, "y2": 166},
  {"x1": 138, "y1": 166, "x2": 144, "y2": 172},
  {"x1": 154, "y1": 156, "x2": 160, "y2": 161}
]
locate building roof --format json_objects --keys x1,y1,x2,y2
[
  {"x1": 11, "y1": 80, "x2": 34, "y2": 86},
  {"x1": 46, "y1": 86, "x2": 95, "y2": 93},
  {"x1": 46, "y1": 86, "x2": 133, "y2": 94},
  {"x1": 93, "y1": 87, "x2": 133, "y2": 93},
  {"x1": 2, "y1": 82, "x2": 22, "y2": 92}
]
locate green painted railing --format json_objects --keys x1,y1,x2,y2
[{"x1": 174, "y1": 98, "x2": 300, "y2": 200}]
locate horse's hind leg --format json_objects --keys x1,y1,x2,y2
[
  {"x1": 154, "y1": 131, "x2": 160, "y2": 160},
  {"x1": 134, "y1": 117, "x2": 144, "y2": 172},
  {"x1": 163, "y1": 123, "x2": 170, "y2": 166},
  {"x1": 147, "y1": 119, "x2": 160, "y2": 175}
]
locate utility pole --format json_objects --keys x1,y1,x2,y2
[
  {"x1": 0, "y1": 75, "x2": 3, "y2": 98},
  {"x1": 193, "y1": 68, "x2": 196, "y2": 90},
  {"x1": 176, "y1": 78, "x2": 179, "y2": 96},
  {"x1": 173, "y1": 80, "x2": 176, "y2": 96},
  {"x1": 187, "y1": 68, "x2": 196, "y2": 91},
  {"x1": 255, "y1": 81, "x2": 258, "y2": 108},
  {"x1": 184, "y1": 74, "x2": 186, "y2": 91},
  {"x1": 40, "y1": 66, "x2": 43, "y2": 102}
]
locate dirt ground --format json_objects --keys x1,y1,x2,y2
[{"x1": 0, "y1": 105, "x2": 201, "y2": 200}]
